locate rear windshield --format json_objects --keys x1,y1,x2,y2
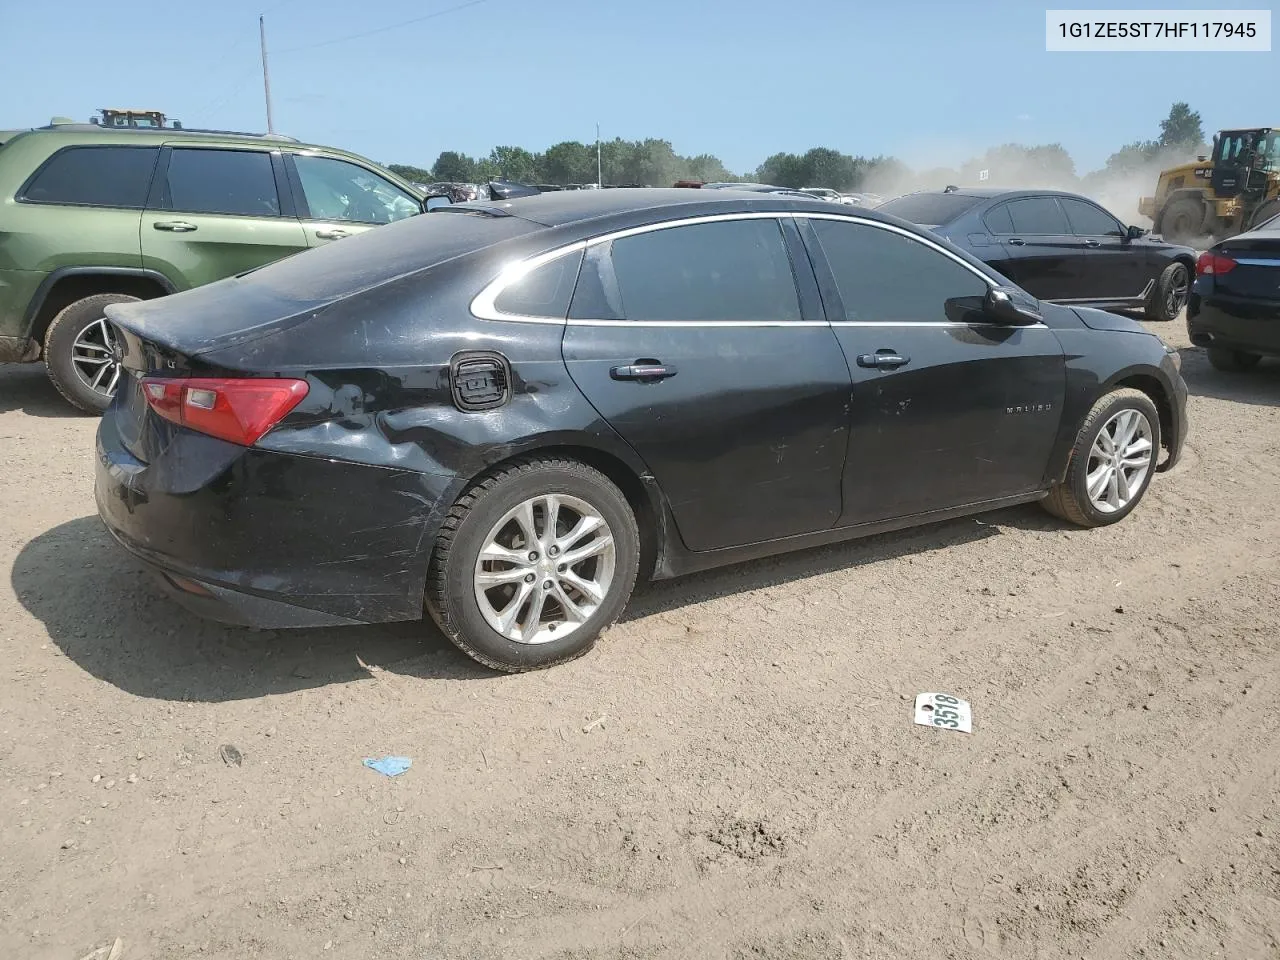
[
  {"x1": 239, "y1": 209, "x2": 540, "y2": 302},
  {"x1": 876, "y1": 193, "x2": 983, "y2": 226}
]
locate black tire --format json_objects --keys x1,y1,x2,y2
[
  {"x1": 425, "y1": 457, "x2": 641, "y2": 673},
  {"x1": 43, "y1": 293, "x2": 139, "y2": 414},
  {"x1": 1207, "y1": 346, "x2": 1262, "y2": 372},
  {"x1": 1157, "y1": 197, "x2": 1205, "y2": 246},
  {"x1": 1144, "y1": 261, "x2": 1190, "y2": 321},
  {"x1": 1041, "y1": 388, "x2": 1162, "y2": 529},
  {"x1": 1248, "y1": 199, "x2": 1280, "y2": 230}
]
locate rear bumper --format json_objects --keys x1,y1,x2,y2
[
  {"x1": 1187, "y1": 288, "x2": 1280, "y2": 357},
  {"x1": 94, "y1": 408, "x2": 457, "y2": 628}
]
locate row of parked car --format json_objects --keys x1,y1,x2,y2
[{"x1": 4, "y1": 117, "x2": 1274, "y2": 419}]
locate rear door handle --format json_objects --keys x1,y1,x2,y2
[
  {"x1": 1005, "y1": 237, "x2": 1026, "y2": 246},
  {"x1": 610, "y1": 361, "x2": 677, "y2": 381},
  {"x1": 315, "y1": 228, "x2": 351, "y2": 240},
  {"x1": 856, "y1": 351, "x2": 910, "y2": 370},
  {"x1": 153, "y1": 220, "x2": 197, "y2": 233},
  {"x1": 1082, "y1": 239, "x2": 1101, "y2": 247}
]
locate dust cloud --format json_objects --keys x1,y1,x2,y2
[{"x1": 863, "y1": 145, "x2": 1206, "y2": 234}]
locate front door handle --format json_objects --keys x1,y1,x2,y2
[
  {"x1": 856, "y1": 351, "x2": 911, "y2": 370},
  {"x1": 153, "y1": 220, "x2": 197, "y2": 233},
  {"x1": 315, "y1": 228, "x2": 351, "y2": 240},
  {"x1": 1006, "y1": 237, "x2": 1026, "y2": 246},
  {"x1": 610, "y1": 361, "x2": 677, "y2": 381},
  {"x1": 1082, "y1": 239, "x2": 1101, "y2": 247}
]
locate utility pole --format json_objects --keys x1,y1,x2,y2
[
  {"x1": 596, "y1": 123, "x2": 602, "y2": 188},
  {"x1": 259, "y1": 15, "x2": 276, "y2": 134}
]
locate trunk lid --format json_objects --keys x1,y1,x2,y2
[{"x1": 1213, "y1": 231, "x2": 1280, "y2": 302}]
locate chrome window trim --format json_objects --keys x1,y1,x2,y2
[{"x1": 468, "y1": 209, "x2": 1050, "y2": 328}]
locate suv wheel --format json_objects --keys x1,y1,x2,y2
[
  {"x1": 43, "y1": 293, "x2": 139, "y2": 414},
  {"x1": 1041, "y1": 388, "x2": 1162, "y2": 528},
  {"x1": 425, "y1": 457, "x2": 641, "y2": 673}
]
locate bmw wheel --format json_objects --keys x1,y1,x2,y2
[
  {"x1": 426, "y1": 458, "x2": 641, "y2": 672},
  {"x1": 1144, "y1": 261, "x2": 1190, "y2": 322}
]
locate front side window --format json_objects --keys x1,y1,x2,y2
[
  {"x1": 595, "y1": 218, "x2": 802, "y2": 322},
  {"x1": 21, "y1": 146, "x2": 159, "y2": 208},
  {"x1": 810, "y1": 219, "x2": 989, "y2": 324},
  {"x1": 1059, "y1": 198, "x2": 1124, "y2": 237},
  {"x1": 293, "y1": 154, "x2": 419, "y2": 225},
  {"x1": 162, "y1": 149, "x2": 280, "y2": 217}
]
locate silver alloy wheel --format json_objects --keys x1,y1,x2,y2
[
  {"x1": 1086, "y1": 408, "x2": 1155, "y2": 514},
  {"x1": 1166, "y1": 264, "x2": 1189, "y2": 316},
  {"x1": 473, "y1": 493, "x2": 616, "y2": 644},
  {"x1": 72, "y1": 317, "x2": 121, "y2": 398}
]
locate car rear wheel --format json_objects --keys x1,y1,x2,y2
[
  {"x1": 1207, "y1": 346, "x2": 1262, "y2": 372},
  {"x1": 1144, "y1": 261, "x2": 1190, "y2": 321},
  {"x1": 1040, "y1": 388, "x2": 1161, "y2": 528},
  {"x1": 425, "y1": 458, "x2": 641, "y2": 672},
  {"x1": 43, "y1": 293, "x2": 139, "y2": 414},
  {"x1": 1157, "y1": 197, "x2": 1204, "y2": 246}
]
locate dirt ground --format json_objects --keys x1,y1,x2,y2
[{"x1": 2, "y1": 316, "x2": 1279, "y2": 960}]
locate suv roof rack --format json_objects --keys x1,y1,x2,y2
[{"x1": 36, "y1": 123, "x2": 299, "y2": 142}]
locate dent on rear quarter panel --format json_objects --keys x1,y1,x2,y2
[{"x1": 211, "y1": 267, "x2": 656, "y2": 601}]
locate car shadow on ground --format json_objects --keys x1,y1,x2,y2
[
  {"x1": 14, "y1": 506, "x2": 1055, "y2": 701},
  {"x1": 0, "y1": 362, "x2": 88, "y2": 418},
  {"x1": 1177, "y1": 346, "x2": 1280, "y2": 407}
]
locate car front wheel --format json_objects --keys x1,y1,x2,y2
[
  {"x1": 43, "y1": 293, "x2": 139, "y2": 414},
  {"x1": 1041, "y1": 388, "x2": 1162, "y2": 528},
  {"x1": 425, "y1": 458, "x2": 641, "y2": 672}
]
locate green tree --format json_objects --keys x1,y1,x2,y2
[
  {"x1": 540, "y1": 141, "x2": 595, "y2": 184},
  {"x1": 1159, "y1": 102, "x2": 1204, "y2": 151},
  {"x1": 488, "y1": 145, "x2": 539, "y2": 182},
  {"x1": 387, "y1": 163, "x2": 433, "y2": 184},
  {"x1": 431, "y1": 151, "x2": 477, "y2": 182}
]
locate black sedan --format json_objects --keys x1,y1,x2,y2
[
  {"x1": 1187, "y1": 214, "x2": 1280, "y2": 370},
  {"x1": 877, "y1": 188, "x2": 1198, "y2": 322},
  {"x1": 95, "y1": 190, "x2": 1188, "y2": 672}
]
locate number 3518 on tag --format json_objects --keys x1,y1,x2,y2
[{"x1": 914, "y1": 693, "x2": 973, "y2": 733}]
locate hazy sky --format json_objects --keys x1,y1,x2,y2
[{"x1": 2, "y1": 0, "x2": 1275, "y2": 174}]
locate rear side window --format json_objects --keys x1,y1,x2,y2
[
  {"x1": 20, "y1": 145, "x2": 159, "y2": 208},
  {"x1": 876, "y1": 193, "x2": 983, "y2": 226},
  {"x1": 1059, "y1": 197, "x2": 1124, "y2": 237},
  {"x1": 492, "y1": 249, "x2": 584, "y2": 318},
  {"x1": 1003, "y1": 197, "x2": 1070, "y2": 235},
  {"x1": 810, "y1": 219, "x2": 989, "y2": 324},
  {"x1": 594, "y1": 218, "x2": 801, "y2": 322},
  {"x1": 162, "y1": 149, "x2": 280, "y2": 217}
]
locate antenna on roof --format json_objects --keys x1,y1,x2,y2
[{"x1": 943, "y1": 184, "x2": 959, "y2": 193}]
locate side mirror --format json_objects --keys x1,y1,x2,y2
[
  {"x1": 984, "y1": 286, "x2": 1041, "y2": 325},
  {"x1": 423, "y1": 195, "x2": 453, "y2": 212},
  {"x1": 1126, "y1": 224, "x2": 1146, "y2": 240}
]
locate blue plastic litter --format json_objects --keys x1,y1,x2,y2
[{"x1": 363, "y1": 756, "x2": 412, "y2": 777}]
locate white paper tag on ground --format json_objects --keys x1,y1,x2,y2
[{"x1": 914, "y1": 693, "x2": 973, "y2": 733}]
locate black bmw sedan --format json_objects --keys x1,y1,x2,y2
[
  {"x1": 95, "y1": 190, "x2": 1188, "y2": 672},
  {"x1": 877, "y1": 188, "x2": 1198, "y2": 322},
  {"x1": 1187, "y1": 214, "x2": 1280, "y2": 371}
]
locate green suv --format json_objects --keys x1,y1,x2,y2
[{"x1": 0, "y1": 121, "x2": 427, "y2": 412}]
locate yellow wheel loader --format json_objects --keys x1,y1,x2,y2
[{"x1": 1139, "y1": 128, "x2": 1280, "y2": 245}]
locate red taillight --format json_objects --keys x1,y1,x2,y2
[
  {"x1": 140, "y1": 377, "x2": 309, "y2": 446},
  {"x1": 1196, "y1": 252, "x2": 1237, "y2": 276}
]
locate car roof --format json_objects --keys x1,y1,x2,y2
[
  {"x1": 463, "y1": 187, "x2": 869, "y2": 228},
  {"x1": 892, "y1": 187, "x2": 1099, "y2": 201}
]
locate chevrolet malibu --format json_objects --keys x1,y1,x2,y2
[{"x1": 96, "y1": 190, "x2": 1188, "y2": 672}]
